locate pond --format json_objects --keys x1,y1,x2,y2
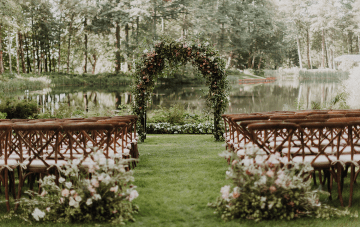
[{"x1": 3, "y1": 71, "x2": 348, "y2": 115}]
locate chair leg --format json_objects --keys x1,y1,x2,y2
[
  {"x1": 337, "y1": 164, "x2": 344, "y2": 206},
  {"x1": 312, "y1": 172, "x2": 317, "y2": 186},
  {"x1": 318, "y1": 170, "x2": 324, "y2": 185},
  {"x1": 4, "y1": 169, "x2": 10, "y2": 212},
  {"x1": 10, "y1": 171, "x2": 16, "y2": 199},
  {"x1": 325, "y1": 169, "x2": 332, "y2": 200},
  {"x1": 349, "y1": 164, "x2": 355, "y2": 207},
  {"x1": 14, "y1": 167, "x2": 23, "y2": 211}
]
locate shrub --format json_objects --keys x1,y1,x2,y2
[
  {"x1": 0, "y1": 98, "x2": 38, "y2": 119},
  {"x1": 148, "y1": 104, "x2": 211, "y2": 125},
  {"x1": 209, "y1": 146, "x2": 355, "y2": 222},
  {"x1": 0, "y1": 112, "x2": 6, "y2": 119},
  {"x1": 14, "y1": 149, "x2": 139, "y2": 224},
  {"x1": 148, "y1": 104, "x2": 186, "y2": 125}
]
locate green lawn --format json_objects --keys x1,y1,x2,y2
[{"x1": 0, "y1": 135, "x2": 359, "y2": 226}]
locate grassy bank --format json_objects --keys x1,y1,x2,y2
[
  {"x1": 49, "y1": 72, "x2": 133, "y2": 86},
  {"x1": 0, "y1": 135, "x2": 359, "y2": 226},
  {"x1": 0, "y1": 74, "x2": 50, "y2": 93}
]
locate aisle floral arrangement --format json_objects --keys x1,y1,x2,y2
[
  {"x1": 209, "y1": 146, "x2": 356, "y2": 222},
  {"x1": 11, "y1": 150, "x2": 139, "y2": 224}
]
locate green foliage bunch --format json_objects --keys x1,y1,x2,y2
[
  {"x1": 0, "y1": 98, "x2": 38, "y2": 119},
  {"x1": 0, "y1": 112, "x2": 7, "y2": 119},
  {"x1": 14, "y1": 149, "x2": 139, "y2": 224},
  {"x1": 149, "y1": 104, "x2": 186, "y2": 125},
  {"x1": 148, "y1": 104, "x2": 212, "y2": 125},
  {"x1": 209, "y1": 147, "x2": 355, "y2": 222},
  {"x1": 132, "y1": 37, "x2": 229, "y2": 141}
]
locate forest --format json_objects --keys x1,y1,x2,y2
[{"x1": 1, "y1": 0, "x2": 360, "y2": 75}]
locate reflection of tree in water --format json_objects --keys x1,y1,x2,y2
[
  {"x1": 149, "y1": 84, "x2": 207, "y2": 112},
  {"x1": 228, "y1": 84, "x2": 299, "y2": 113},
  {"x1": 10, "y1": 77, "x2": 345, "y2": 115},
  {"x1": 227, "y1": 80, "x2": 340, "y2": 113},
  {"x1": 115, "y1": 92, "x2": 121, "y2": 110}
]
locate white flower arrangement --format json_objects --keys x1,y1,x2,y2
[
  {"x1": 146, "y1": 122, "x2": 215, "y2": 134},
  {"x1": 210, "y1": 146, "x2": 355, "y2": 222},
  {"x1": 14, "y1": 149, "x2": 139, "y2": 224}
]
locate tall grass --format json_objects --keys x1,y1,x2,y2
[
  {"x1": 0, "y1": 73, "x2": 50, "y2": 93},
  {"x1": 48, "y1": 72, "x2": 133, "y2": 86}
]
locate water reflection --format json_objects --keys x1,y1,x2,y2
[
  {"x1": 228, "y1": 79, "x2": 340, "y2": 113},
  {"x1": 3, "y1": 75, "x2": 346, "y2": 115}
]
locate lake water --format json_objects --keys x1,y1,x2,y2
[{"x1": 7, "y1": 71, "x2": 348, "y2": 115}]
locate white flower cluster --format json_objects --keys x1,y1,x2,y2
[
  {"x1": 147, "y1": 122, "x2": 214, "y2": 134},
  {"x1": 27, "y1": 148, "x2": 139, "y2": 222}
]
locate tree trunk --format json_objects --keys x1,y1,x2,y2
[
  {"x1": 125, "y1": 23, "x2": 130, "y2": 72},
  {"x1": 84, "y1": 18, "x2": 87, "y2": 73},
  {"x1": 24, "y1": 33, "x2": 31, "y2": 73},
  {"x1": 16, "y1": 32, "x2": 20, "y2": 74},
  {"x1": 0, "y1": 24, "x2": 3, "y2": 74},
  {"x1": 306, "y1": 29, "x2": 310, "y2": 69},
  {"x1": 322, "y1": 29, "x2": 325, "y2": 68},
  {"x1": 67, "y1": 16, "x2": 74, "y2": 74},
  {"x1": 226, "y1": 52, "x2": 232, "y2": 69},
  {"x1": 52, "y1": 55, "x2": 55, "y2": 72},
  {"x1": 88, "y1": 54, "x2": 96, "y2": 74},
  {"x1": 58, "y1": 26, "x2": 61, "y2": 73},
  {"x1": 349, "y1": 32, "x2": 353, "y2": 53},
  {"x1": 32, "y1": 16, "x2": 37, "y2": 74},
  {"x1": 153, "y1": 0, "x2": 157, "y2": 40},
  {"x1": 221, "y1": 23, "x2": 225, "y2": 52},
  {"x1": 125, "y1": 23, "x2": 129, "y2": 49},
  {"x1": 48, "y1": 41, "x2": 51, "y2": 72},
  {"x1": 38, "y1": 52, "x2": 42, "y2": 75},
  {"x1": 18, "y1": 32, "x2": 26, "y2": 73},
  {"x1": 247, "y1": 54, "x2": 252, "y2": 68},
  {"x1": 8, "y1": 32, "x2": 12, "y2": 74},
  {"x1": 36, "y1": 40, "x2": 40, "y2": 73},
  {"x1": 45, "y1": 47, "x2": 48, "y2": 72},
  {"x1": 136, "y1": 17, "x2": 139, "y2": 45},
  {"x1": 251, "y1": 55, "x2": 255, "y2": 69},
  {"x1": 115, "y1": 22, "x2": 121, "y2": 73},
  {"x1": 330, "y1": 49, "x2": 334, "y2": 69},
  {"x1": 325, "y1": 38, "x2": 329, "y2": 68},
  {"x1": 356, "y1": 35, "x2": 359, "y2": 54},
  {"x1": 258, "y1": 56, "x2": 262, "y2": 70},
  {"x1": 296, "y1": 34, "x2": 302, "y2": 69}
]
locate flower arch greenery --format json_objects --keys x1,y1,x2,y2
[{"x1": 132, "y1": 38, "x2": 229, "y2": 141}]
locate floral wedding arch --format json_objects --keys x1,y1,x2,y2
[{"x1": 132, "y1": 38, "x2": 229, "y2": 141}]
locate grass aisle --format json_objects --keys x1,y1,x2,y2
[
  {"x1": 128, "y1": 135, "x2": 228, "y2": 227},
  {"x1": 129, "y1": 135, "x2": 359, "y2": 227}
]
